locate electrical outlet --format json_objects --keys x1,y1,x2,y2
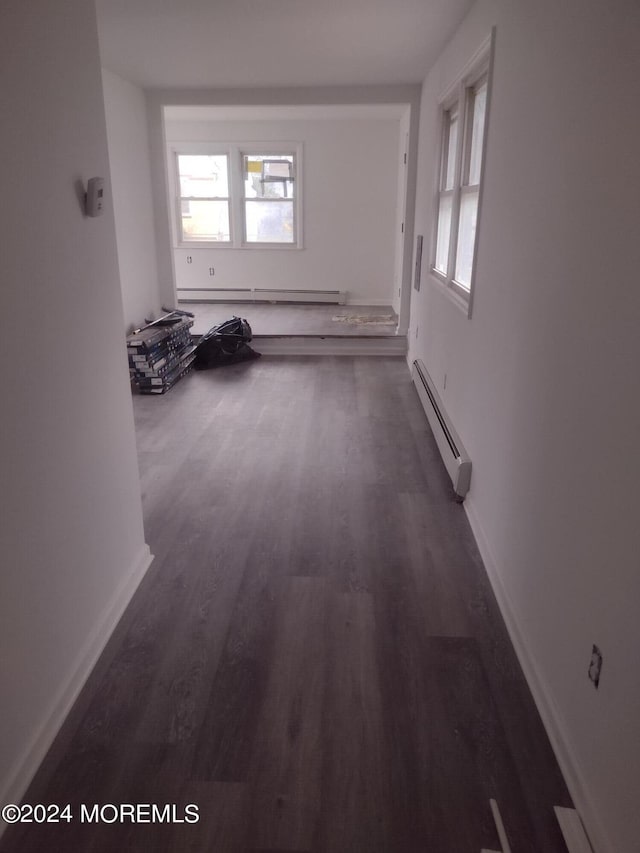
[
  {"x1": 415, "y1": 325, "x2": 419, "y2": 339},
  {"x1": 443, "y1": 373, "x2": 447, "y2": 390},
  {"x1": 209, "y1": 267, "x2": 215, "y2": 276},
  {"x1": 186, "y1": 255, "x2": 192, "y2": 264},
  {"x1": 588, "y1": 645, "x2": 603, "y2": 689}
]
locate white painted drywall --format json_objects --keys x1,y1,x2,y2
[
  {"x1": 392, "y1": 107, "x2": 411, "y2": 324},
  {"x1": 102, "y1": 69, "x2": 162, "y2": 331},
  {"x1": 408, "y1": 2, "x2": 640, "y2": 852},
  {"x1": 0, "y1": 0, "x2": 149, "y2": 816},
  {"x1": 95, "y1": 0, "x2": 474, "y2": 89},
  {"x1": 164, "y1": 115, "x2": 400, "y2": 306},
  {"x1": 145, "y1": 86, "x2": 421, "y2": 314}
]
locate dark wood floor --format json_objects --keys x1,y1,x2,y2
[{"x1": 2, "y1": 357, "x2": 572, "y2": 853}]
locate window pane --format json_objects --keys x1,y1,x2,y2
[
  {"x1": 454, "y1": 190, "x2": 479, "y2": 289},
  {"x1": 244, "y1": 155, "x2": 295, "y2": 200},
  {"x1": 245, "y1": 200, "x2": 294, "y2": 243},
  {"x1": 178, "y1": 154, "x2": 228, "y2": 198},
  {"x1": 181, "y1": 200, "x2": 230, "y2": 241},
  {"x1": 435, "y1": 195, "x2": 452, "y2": 274},
  {"x1": 444, "y1": 111, "x2": 458, "y2": 190},
  {"x1": 468, "y1": 81, "x2": 487, "y2": 186}
]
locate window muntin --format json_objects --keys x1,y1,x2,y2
[
  {"x1": 176, "y1": 154, "x2": 230, "y2": 243},
  {"x1": 431, "y1": 46, "x2": 491, "y2": 311}
]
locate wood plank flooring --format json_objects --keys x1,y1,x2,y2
[{"x1": 1, "y1": 357, "x2": 572, "y2": 853}]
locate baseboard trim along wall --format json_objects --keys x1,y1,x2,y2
[
  {"x1": 254, "y1": 335, "x2": 407, "y2": 357},
  {"x1": 177, "y1": 287, "x2": 347, "y2": 304},
  {"x1": 0, "y1": 544, "x2": 153, "y2": 835},
  {"x1": 555, "y1": 806, "x2": 596, "y2": 853},
  {"x1": 176, "y1": 289, "x2": 392, "y2": 308},
  {"x1": 463, "y1": 497, "x2": 609, "y2": 853}
]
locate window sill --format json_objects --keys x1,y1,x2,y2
[
  {"x1": 241, "y1": 242, "x2": 302, "y2": 250},
  {"x1": 176, "y1": 242, "x2": 303, "y2": 251},
  {"x1": 429, "y1": 271, "x2": 472, "y2": 318}
]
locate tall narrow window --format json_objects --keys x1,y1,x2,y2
[
  {"x1": 434, "y1": 106, "x2": 459, "y2": 275},
  {"x1": 176, "y1": 154, "x2": 230, "y2": 243},
  {"x1": 431, "y1": 37, "x2": 492, "y2": 313},
  {"x1": 242, "y1": 153, "x2": 296, "y2": 244},
  {"x1": 454, "y1": 76, "x2": 487, "y2": 289}
]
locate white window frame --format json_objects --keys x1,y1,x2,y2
[
  {"x1": 240, "y1": 150, "x2": 299, "y2": 247},
  {"x1": 174, "y1": 151, "x2": 232, "y2": 245},
  {"x1": 430, "y1": 32, "x2": 494, "y2": 317},
  {"x1": 169, "y1": 142, "x2": 303, "y2": 250}
]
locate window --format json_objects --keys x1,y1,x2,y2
[
  {"x1": 243, "y1": 154, "x2": 296, "y2": 244},
  {"x1": 172, "y1": 145, "x2": 301, "y2": 248},
  {"x1": 432, "y1": 38, "x2": 492, "y2": 313},
  {"x1": 177, "y1": 154, "x2": 230, "y2": 242}
]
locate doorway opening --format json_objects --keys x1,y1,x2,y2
[{"x1": 161, "y1": 103, "x2": 412, "y2": 343}]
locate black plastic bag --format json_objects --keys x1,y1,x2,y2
[{"x1": 194, "y1": 316, "x2": 261, "y2": 370}]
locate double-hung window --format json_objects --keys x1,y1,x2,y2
[
  {"x1": 172, "y1": 145, "x2": 301, "y2": 248},
  {"x1": 432, "y1": 37, "x2": 493, "y2": 313},
  {"x1": 177, "y1": 154, "x2": 231, "y2": 243},
  {"x1": 243, "y1": 153, "x2": 296, "y2": 244}
]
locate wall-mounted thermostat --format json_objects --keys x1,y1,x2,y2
[{"x1": 86, "y1": 177, "x2": 105, "y2": 217}]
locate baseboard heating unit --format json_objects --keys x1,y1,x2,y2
[
  {"x1": 177, "y1": 287, "x2": 346, "y2": 305},
  {"x1": 253, "y1": 288, "x2": 346, "y2": 304},
  {"x1": 412, "y1": 359, "x2": 472, "y2": 500}
]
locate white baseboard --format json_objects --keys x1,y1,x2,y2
[
  {"x1": 555, "y1": 806, "x2": 595, "y2": 853},
  {"x1": 177, "y1": 287, "x2": 347, "y2": 304},
  {"x1": 254, "y1": 335, "x2": 407, "y2": 356},
  {"x1": 177, "y1": 288, "x2": 251, "y2": 302},
  {"x1": 344, "y1": 295, "x2": 394, "y2": 307},
  {"x1": 463, "y1": 497, "x2": 610, "y2": 853},
  {"x1": 252, "y1": 288, "x2": 346, "y2": 304},
  {"x1": 176, "y1": 290, "x2": 395, "y2": 308},
  {"x1": 0, "y1": 544, "x2": 153, "y2": 834}
]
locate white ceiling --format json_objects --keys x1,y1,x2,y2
[
  {"x1": 163, "y1": 104, "x2": 409, "y2": 122},
  {"x1": 95, "y1": 0, "x2": 475, "y2": 90}
]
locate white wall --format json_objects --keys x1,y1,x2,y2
[
  {"x1": 146, "y1": 86, "x2": 421, "y2": 314},
  {"x1": 0, "y1": 0, "x2": 150, "y2": 817},
  {"x1": 102, "y1": 69, "x2": 162, "y2": 331},
  {"x1": 165, "y1": 115, "x2": 400, "y2": 306},
  {"x1": 409, "y1": 2, "x2": 640, "y2": 851},
  {"x1": 391, "y1": 108, "x2": 411, "y2": 321}
]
